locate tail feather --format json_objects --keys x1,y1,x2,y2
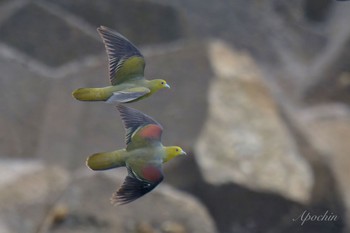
[
  {"x1": 86, "y1": 151, "x2": 126, "y2": 170},
  {"x1": 72, "y1": 88, "x2": 107, "y2": 101}
]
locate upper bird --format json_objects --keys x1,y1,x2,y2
[
  {"x1": 72, "y1": 26, "x2": 170, "y2": 103},
  {"x1": 86, "y1": 105, "x2": 186, "y2": 205}
]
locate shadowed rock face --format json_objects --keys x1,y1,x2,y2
[
  {"x1": 0, "y1": 0, "x2": 183, "y2": 68},
  {"x1": 303, "y1": 35, "x2": 350, "y2": 105},
  {"x1": 0, "y1": 3, "x2": 102, "y2": 67},
  {"x1": 47, "y1": 0, "x2": 183, "y2": 45},
  {"x1": 164, "y1": 153, "x2": 344, "y2": 233}
]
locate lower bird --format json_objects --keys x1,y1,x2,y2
[{"x1": 86, "y1": 105, "x2": 186, "y2": 205}]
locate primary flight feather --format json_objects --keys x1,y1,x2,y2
[
  {"x1": 86, "y1": 105, "x2": 186, "y2": 205},
  {"x1": 72, "y1": 26, "x2": 170, "y2": 103}
]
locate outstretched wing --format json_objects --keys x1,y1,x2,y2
[
  {"x1": 106, "y1": 87, "x2": 150, "y2": 103},
  {"x1": 111, "y1": 165, "x2": 163, "y2": 205},
  {"x1": 98, "y1": 26, "x2": 145, "y2": 85},
  {"x1": 117, "y1": 105, "x2": 163, "y2": 149}
]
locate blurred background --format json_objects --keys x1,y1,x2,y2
[{"x1": 0, "y1": 0, "x2": 350, "y2": 232}]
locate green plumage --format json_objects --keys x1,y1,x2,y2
[
  {"x1": 72, "y1": 26, "x2": 170, "y2": 103},
  {"x1": 86, "y1": 105, "x2": 186, "y2": 205},
  {"x1": 87, "y1": 150, "x2": 127, "y2": 170}
]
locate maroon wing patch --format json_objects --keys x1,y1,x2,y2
[
  {"x1": 141, "y1": 165, "x2": 163, "y2": 182},
  {"x1": 137, "y1": 124, "x2": 162, "y2": 141}
]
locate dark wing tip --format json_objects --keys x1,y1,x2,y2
[
  {"x1": 97, "y1": 25, "x2": 114, "y2": 35},
  {"x1": 97, "y1": 25, "x2": 107, "y2": 32},
  {"x1": 96, "y1": 26, "x2": 113, "y2": 39},
  {"x1": 97, "y1": 25, "x2": 136, "y2": 48},
  {"x1": 111, "y1": 175, "x2": 162, "y2": 205},
  {"x1": 116, "y1": 105, "x2": 160, "y2": 127}
]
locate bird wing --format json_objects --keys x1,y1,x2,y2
[
  {"x1": 98, "y1": 26, "x2": 145, "y2": 85},
  {"x1": 117, "y1": 105, "x2": 163, "y2": 150},
  {"x1": 106, "y1": 87, "x2": 150, "y2": 103},
  {"x1": 111, "y1": 164, "x2": 163, "y2": 205}
]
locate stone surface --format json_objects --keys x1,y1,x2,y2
[
  {"x1": 298, "y1": 104, "x2": 350, "y2": 228},
  {"x1": 304, "y1": 24, "x2": 350, "y2": 105},
  {"x1": 300, "y1": 1, "x2": 350, "y2": 101},
  {"x1": 195, "y1": 41, "x2": 313, "y2": 203},
  {"x1": 48, "y1": 0, "x2": 183, "y2": 45},
  {"x1": 0, "y1": 160, "x2": 216, "y2": 233},
  {"x1": 0, "y1": 2, "x2": 101, "y2": 67},
  {"x1": 165, "y1": 152, "x2": 344, "y2": 233},
  {"x1": 49, "y1": 171, "x2": 217, "y2": 233},
  {"x1": 0, "y1": 159, "x2": 69, "y2": 233},
  {"x1": 0, "y1": 56, "x2": 51, "y2": 158}
]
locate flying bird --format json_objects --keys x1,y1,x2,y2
[
  {"x1": 86, "y1": 105, "x2": 186, "y2": 205},
  {"x1": 72, "y1": 26, "x2": 170, "y2": 103}
]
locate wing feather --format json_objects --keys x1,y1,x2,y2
[
  {"x1": 98, "y1": 26, "x2": 145, "y2": 85},
  {"x1": 117, "y1": 105, "x2": 163, "y2": 145},
  {"x1": 106, "y1": 87, "x2": 150, "y2": 103},
  {"x1": 111, "y1": 166, "x2": 163, "y2": 205}
]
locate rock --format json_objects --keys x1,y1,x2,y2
[
  {"x1": 161, "y1": 221, "x2": 187, "y2": 233},
  {"x1": 302, "y1": 2, "x2": 350, "y2": 103},
  {"x1": 165, "y1": 151, "x2": 344, "y2": 233},
  {"x1": 0, "y1": 159, "x2": 216, "y2": 233},
  {"x1": 0, "y1": 2, "x2": 101, "y2": 67},
  {"x1": 47, "y1": 0, "x2": 183, "y2": 45},
  {"x1": 0, "y1": 56, "x2": 51, "y2": 159},
  {"x1": 0, "y1": 219, "x2": 11, "y2": 233},
  {"x1": 195, "y1": 40, "x2": 313, "y2": 203},
  {"x1": 0, "y1": 159, "x2": 69, "y2": 233},
  {"x1": 50, "y1": 170, "x2": 217, "y2": 233},
  {"x1": 304, "y1": 0, "x2": 332, "y2": 22},
  {"x1": 298, "y1": 103, "x2": 350, "y2": 229}
]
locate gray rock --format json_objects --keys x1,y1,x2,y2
[
  {"x1": 0, "y1": 56, "x2": 51, "y2": 159},
  {"x1": 0, "y1": 159, "x2": 69, "y2": 233},
  {"x1": 195, "y1": 40, "x2": 313, "y2": 203},
  {"x1": 299, "y1": 2, "x2": 350, "y2": 101},
  {"x1": 0, "y1": 2, "x2": 101, "y2": 67},
  {"x1": 47, "y1": 0, "x2": 184, "y2": 45},
  {"x1": 298, "y1": 104, "x2": 350, "y2": 229},
  {"x1": 50, "y1": 170, "x2": 217, "y2": 233},
  {"x1": 0, "y1": 159, "x2": 216, "y2": 233}
]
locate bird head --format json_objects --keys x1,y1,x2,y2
[
  {"x1": 149, "y1": 79, "x2": 170, "y2": 91},
  {"x1": 164, "y1": 146, "x2": 187, "y2": 163}
]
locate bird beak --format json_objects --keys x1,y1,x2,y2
[
  {"x1": 165, "y1": 84, "x2": 171, "y2": 89},
  {"x1": 181, "y1": 150, "x2": 187, "y2": 156}
]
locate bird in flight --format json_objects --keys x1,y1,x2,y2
[
  {"x1": 86, "y1": 105, "x2": 186, "y2": 204},
  {"x1": 72, "y1": 26, "x2": 170, "y2": 103}
]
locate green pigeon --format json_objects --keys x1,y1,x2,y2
[
  {"x1": 72, "y1": 26, "x2": 170, "y2": 103},
  {"x1": 86, "y1": 105, "x2": 186, "y2": 205}
]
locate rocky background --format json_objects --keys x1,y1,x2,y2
[{"x1": 0, "y1": 0, "x2": 349, "y2": 232}]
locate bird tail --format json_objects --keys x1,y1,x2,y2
[
  {"x1": 72, "y1": 88, "x2": 107, "y2": 101},
  {"x1": 86, "y1": 150, "x2": 126, "y2": 170}
]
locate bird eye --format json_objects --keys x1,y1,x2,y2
[
  {"x1": 161, "y1": 82, "x2": 164, "y2": 85},
  {"x1": 176, "y1": 148, "x2": 179, "y2": 152}
]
